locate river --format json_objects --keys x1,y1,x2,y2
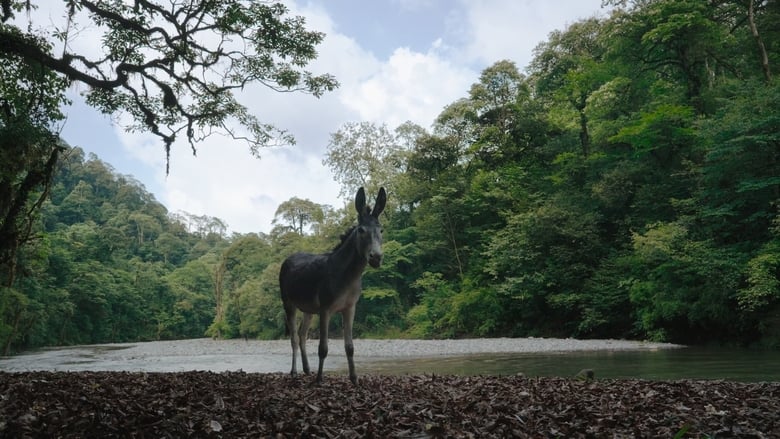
[
  {"x1": 1, "y1": 338, "x2": 777, "y2": 382},
  {"x1": 360, "y1": 348, "x2": 780, "y2": 382}
]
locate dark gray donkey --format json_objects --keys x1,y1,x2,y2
[{"x1": 279, "y1": 186, "x2": 386, "y2": 384}]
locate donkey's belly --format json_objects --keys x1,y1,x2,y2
[
  {"x1": 295, "y1": 298, "x2": 321, "y2": 314},
  {"x1": 321, "y1": 283, "x2": 362, "y2": 314}
]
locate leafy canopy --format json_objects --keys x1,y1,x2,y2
[{"x1": 1, "y1": 0, "x2": 338, "y2": 171}]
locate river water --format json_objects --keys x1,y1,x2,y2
[
  {"x1": 360, "y1": 348, "x2": 780, "y2": 382},
  {"x1": 1, "y1": 338, "x2": 777, "y2": 382}
]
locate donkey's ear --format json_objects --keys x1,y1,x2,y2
[
  {"x1": 371, "y1": 187, "x2": 387, "y2": 217},
  {"x1": 355, "y1": 187, "x2": 366, "y2": 215}
]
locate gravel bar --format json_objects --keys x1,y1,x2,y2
[{"x1": 0, "y1": 337, "x2": 682, "y2": 373}]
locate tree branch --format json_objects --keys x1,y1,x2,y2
[{"x1": 1, "y1": 0, "x2": 338, "y2": 172}]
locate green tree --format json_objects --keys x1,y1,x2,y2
[
  {"x1": 6, "y1": 1, "x2": 780, "y2": 349},
  {"x1": 2, "y1": 0, "x2": 338, "y2": 168},
  {"x1": 605, "y1": 0, "x2": 737, "y2": 113},
  {"x1": 272, "y1": 197, "x2": 325, "y2": 236},
  {"x1": 358, "y1": 240, "x2": 416, "y2": 335},
  {"x1": 166, "y1": 258, "x2": 219, "y2": 338},
  {"x1": 627, "y1": 222, "x2": 743, "y2": 343},
  {"x1": 484, "y1": 196, "x2": 606, "y2": 336},
  {"x1": 531, "y1": 18, "x2": 608, "y2": 156},
  {"x1": 464, "y1": 60, "x2": 534, "y2": 165},
  {"x1": 324, "y1": 121, "x2": 410, "y2": 202},
  {"x1": 738, "y1": 235, "x2": 780, "y2": 345},
  {"x1": 236, "y1": 262, "x2": 285, "y2": 339},
  {"x1": 2, "y1": 144, "x2": 235, "y2": 351},
  {"x1": 208, "y1": 234, "x2": 272, "y2": 338},
  {"x1": 0, "y1": 129, "x2": 64, "y2": 352},
  {"x1": 697, "y1": 80, "x2": 780, "y2": 246},
  {"x1": 2, "y1": 0, "x2": 336, "y2": 350},
  {"x1": 0, "y1": 25, "x2": 67, "y2": 288}
]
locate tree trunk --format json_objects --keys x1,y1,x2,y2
[
  {"x1": 2, "y1": 305, "x2": 23, "y2": 356},
  {"x1": 443, "y1": 209, "x2": 464, "y2": 279},
  {"x1": 212, "y1": 259, "x2": 226, "y2": 339},
  {"x1": 579, "y1": 110, "x2": 591, "y2": 157},
  {"x1": 748, "y1": 0, "x2": 772, "y2": 83}
]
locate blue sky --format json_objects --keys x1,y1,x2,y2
[{"x1": 41, "y1": 0, "x2": 609, "y2": 233}]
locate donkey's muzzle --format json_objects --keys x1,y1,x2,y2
[{"x1": 368, "y1": 254, "x2": 382, "y2": 268}]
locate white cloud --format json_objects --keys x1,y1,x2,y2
[
  {"x1": 158, "y1": 140, "x2": 342, "y2": 234},
  {"x1": 27, "y1": 0, "x2": 608, "y2": 234},
  {"x1": 111, "y1": 2, "x2": 375, "y2": 233},
  {"x1": 115, "y1": 1, "x2": 478, "y2": 234},
  {"x1": 454, "y1": 0, "x2": 606, "y2": 71},
  {"x1": 393, "y1": 0, "x2": 439, "y2": 13},
  {"x1": 340, "y1": 47, "x2": 475, "y2": 129},
  {"x1": 113, "y1": 114, "x2": 344, "y2": 234}
]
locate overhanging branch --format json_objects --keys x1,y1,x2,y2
[{"x1": 1, "y1": 0, "x2": 339, "y2": 172}]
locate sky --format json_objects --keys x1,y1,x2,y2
[{"x1": 33, "y1": 0, "x2": 609, "y2": 234}]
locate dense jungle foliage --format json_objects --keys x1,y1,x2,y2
[{"x1": 2, "y1": 0, "x2": 779, "y2": 352}]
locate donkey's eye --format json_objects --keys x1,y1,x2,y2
[{"x1": 358, "y1": 226, "x2": 366, "y2": 234}]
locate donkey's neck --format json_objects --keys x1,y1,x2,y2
[{"x1": 329, "y1": 230, "x2": 367, "y2": 280}]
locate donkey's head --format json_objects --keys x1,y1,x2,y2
[{"x1": 354, "y1": 186, "x2": 387, "y2": 268}]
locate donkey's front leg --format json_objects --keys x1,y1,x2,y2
[
  {"x1": 316, "y1": 310, "x2": 330, "y2": 384},
  {"x1": 342, "y1": 305, "x2": 358, "y2": 385}
]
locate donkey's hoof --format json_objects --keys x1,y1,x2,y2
[{"x1": 350, "y1": 375, "x2": 358, "y2": 386}]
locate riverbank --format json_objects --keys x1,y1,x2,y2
[
  {"x1": 3, "y1": 339, "x2": 778, "y2": 436},
  {"x1": 1, "y1": 371, "x2": 777, "y2": 437},
  {"x1": 0, "y1": 337, "x2": 681, "y2": 373}
]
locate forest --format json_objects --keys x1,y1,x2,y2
[{"x1": 1, "y1": 0, "x2": 779, "y2": 354}]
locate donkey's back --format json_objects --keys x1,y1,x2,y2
[{"x1": 279, "y1": 252, "x2": 328, "y2": 314}]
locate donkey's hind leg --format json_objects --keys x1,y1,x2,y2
[
  {"x1": 284, "y1": 304, "x2": 300, "y2": 377},
  {"x1": 298, "y1": 312, "x2": 313, "y2": 374},
  {"x1": 316, "y1": 309, "x2": 332, "y2": 384}
]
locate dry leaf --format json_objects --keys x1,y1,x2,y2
[{"x1": 0, "y1": 371, "x2": 776, "y2": 437}]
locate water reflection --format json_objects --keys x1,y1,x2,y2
[{"x1": 359, "y1": 348, "x2": 780, "y2": 382}]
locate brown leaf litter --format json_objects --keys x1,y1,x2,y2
[{"x1": 1, "y1": 371, "x2": 777, "y2": 437}]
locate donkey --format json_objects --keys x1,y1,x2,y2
[{"x1": 279, "y1": 186, "x2": 386, "y2": 385}]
